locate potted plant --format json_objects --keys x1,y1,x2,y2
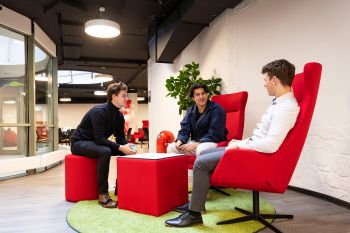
[{"x1": 165, "y1": 62, "x2": 222, "y2": 115}]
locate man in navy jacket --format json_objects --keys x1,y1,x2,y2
[{"x1": 167, "y1": 83, "x2": 227, "y2": 156}]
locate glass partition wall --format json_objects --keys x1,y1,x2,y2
[
  {"x1": 0, "y1": 26, "x2": 28, "y2": 158},
  {"x1": 0, "y1": 24, "x2": 56, "y2": 159},
  {"x1": 34, "y1": 45, "x2": 54, "y2": 154}
]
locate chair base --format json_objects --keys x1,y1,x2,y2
[
  {"x1": 216, "y1": 191, "x2": 293, "y2": 233},
  {"x1": 188, "y1": 186, "x2": 231, "y2": 196},
  {"x1": 210, "y1": 186, "x2": 231, "y2": 196}
]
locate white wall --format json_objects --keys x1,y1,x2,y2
[
  {"x1": 58, "y1": 97, "x2": 149, "y2": 133},
  {"x1": 148, "y1": 0, "x2": 350, "y2": 202},
  {"x1": 125, "y1": 93, "x2": 149, "y2": 133},
  {"x1": 58, "y1": 104, "x2": 96, "y2": 129}
]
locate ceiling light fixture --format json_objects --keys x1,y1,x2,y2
[
  {"x1": 137, "y1": 96, "x2": 145, "y2": 101},
  {"x1": 59, "y1": 97, "x2": 72, "y2": 102},
  {"x1": 94, "y1": 90, "x2": 107, "y2": 96},
  {"x1": 84, "y1": 7, "x2": 120, "y2": 38},
  {"x1": 35, "y1": 76, "x2": 49, "y2": 82},
  {"x1": 94, "y1": 74, "x2": 113, "y2": 82},
  {"x1": 3, "y1": 100, "x2": 16, "y2": 104}
]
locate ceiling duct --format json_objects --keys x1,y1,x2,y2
[{"x1": 149, "y1": 0, "x2": 243, "y2": 63}]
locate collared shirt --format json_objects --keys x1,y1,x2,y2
[{"x1": 238, "y1": 92, "x2": 300, "y2": 153}]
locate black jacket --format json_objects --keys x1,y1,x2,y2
[
  {"x1": 71, "y1": 101, "x2": 128, "y2": 151},
  {"x1": 176, "y1": 100, "x2": 227, "y2": 143}
]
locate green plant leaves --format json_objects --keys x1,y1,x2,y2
[{"x1": 165, "y1": 62, "x2": 222, "y2": 115}]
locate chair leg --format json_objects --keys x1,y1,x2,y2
[
  {"x1": 217, "y1": 215, "x2": 254, "y2": 225},
  {"x1": 216, "y1": 191, "x2": 293, "y2": 233},
  {"x1": 210, "y1": 186, "x2": 231, "y2": 196},
  {"x1": 258, "y1": 216, "x2": 283, "y2": 233},
  {"x1": 235, "y1": 207, "x2": 251, "y2": 215},
  {"x1": 260, "y1": 213, "x2": 293, "y2": 219}
]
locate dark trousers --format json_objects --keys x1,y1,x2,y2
[{"x1": 70, "y1": 140, "x2": 124, "y2": 194}]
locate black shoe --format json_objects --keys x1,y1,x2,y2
[
  {"x1": 173, "y1": 202, "x2": 189, "y2": 213},
  {"x1": 165, "y1": 212, "x2": 203, "y2": 227},
  {"x1": 173, "y1": 202, "x2": 206, "y2": 214}
]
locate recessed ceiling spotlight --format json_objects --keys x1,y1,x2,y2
[
  {"x1": 94, "y1": 90, "x2": 107, "y2": 96},
  {"x1": 59, "y1": 97, "x2": 71, "y2": 102},
  {"x1": 3, "y1": 100, "x2": 16, "y2": 104}
]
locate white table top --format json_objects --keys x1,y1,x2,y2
[{"x1": 119, "y1": 153, "x2": 184, "y2": 160}]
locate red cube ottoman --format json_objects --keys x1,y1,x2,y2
[
  {"x1": 65, "y1": 154, "x2": 98, "y2": 202},
  {"x1": 117, "y1": 154, "x2": 188, "y2": 216}
]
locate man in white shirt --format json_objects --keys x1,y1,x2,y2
[{"x1": 165, "y1": 59, "x2": 300, "y2": 227}]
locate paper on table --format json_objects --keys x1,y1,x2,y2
[{"x1": 120, "y1": 153, "x2": 184, "y2": 160}]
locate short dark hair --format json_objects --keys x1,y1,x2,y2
[
  {"x1": 188, "y1": 83, "x2": 209, "y2": 98},
  {"x1": 107, "y1": 82, "x2": 128, "y2": 101},
  {"x1": 261, "y1": 59, "x2": 295, "y2": 86}
]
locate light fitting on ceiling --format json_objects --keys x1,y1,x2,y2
[
  {"x1": 94, "y1": 74, "x2": 113, "y2": 82},
  {"x1": 59, "y1": 97, "x2": 72, "y2": 102},
  {"x1": 84, "y1": 7, "x2": 120, "y2": 38},
  {"x1": 3, "y1": 100, "x2": 16, "y2": 104},
  {"x1": 94, "y1": 90, "x2": 107, "y2": 96},
  {"x1": 35, "y1": 76, "x2": 49, "y2": 82},
  {"x1": 137, "y1": 96, "x2": 145, "y2": 101}
]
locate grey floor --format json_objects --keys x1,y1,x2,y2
[{"x1": 0, "y1": 147, "x2": 349, "y2": 233}]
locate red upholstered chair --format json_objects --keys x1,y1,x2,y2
[
  {"x1": 65, "y1": 154, "x2": 99, "y2": 202},
  {"x1": 210, "y1": 62, "x2": 322, "y2": 232},
  {"x1": 142, "y1": 120, "x2": 149, "y2": 128},
  {"x1": 187, "y1": 91, "x2": 248, "y2": 169}
]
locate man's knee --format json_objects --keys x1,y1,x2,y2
[
  {"x1": 100, "y1": 147, "x2": 112, "y2": 157},
  {"x1": 167, "y1": 142, "x2": 177, "y2": 153},
  {"x1": 193, "y1": 156, "x2": 209, "y2": 171},
  {"x1": 196, "y1": 143, "x2": 217, "y2": 156}
]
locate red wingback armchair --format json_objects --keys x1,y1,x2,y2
[
  {"x1": 210, "y1": 62, "x2": 322, "y2": 232},
  {"x1": 187, "y1": 91, "x2": 248, "y2": 169}
]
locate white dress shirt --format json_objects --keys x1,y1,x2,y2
[{"x1": 237, "y1": 92, "x2": 300, "y2": 153}]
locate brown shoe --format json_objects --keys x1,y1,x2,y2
[{"x1": 98, "y1": 193, "x2": 117, "y2": 208}]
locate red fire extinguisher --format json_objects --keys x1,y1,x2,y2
[{"x1": 156, "y1": 131, "x2": 175, "y2": 153}]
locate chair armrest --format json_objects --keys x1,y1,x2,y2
[{"x1": 217, "y1": 141, "x2": 228, "y2": 147}]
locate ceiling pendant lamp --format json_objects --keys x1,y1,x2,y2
[
  {"x1": 94, "y1": 74, "x2": 113, "y2": 82},
  {"x1": 84, "y1": 7, "x2": 120, "y2": 38}
]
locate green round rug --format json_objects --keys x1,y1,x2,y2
[{"x1": 66, "y1": 188, "x2": 275, "y2": 233}]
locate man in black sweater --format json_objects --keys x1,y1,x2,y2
[{"x1": 71, "y1": 82, "x2": 136, "y2": 208}]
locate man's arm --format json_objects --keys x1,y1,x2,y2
[
  {"x1": 239, "y1": 107, "x2": 300, "y2": 153},
  {"x1": 91, "y1": 109, "x2": 121, "y2": 151},
  {"x1": 114, "y1": 115, "x2": 128, "y2": 145},
  {"x1": 176, "y1": 110, "x2": 191, "y2": 143}
]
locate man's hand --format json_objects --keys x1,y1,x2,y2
[
  {"x1": 119, "y1": 145, "x2": 136, "y2": 155},
  {"x1": 175, "y1": 140, "x2": 183, "y2": 150},
  {"x1": 228, "y1": 139, "x2": 238, "y2": 146},
  {"x1": 180, "y1": 142, "x2": 199, "y2": 153},
  {"x1": 226, "y1": 139, "x2": 241, "y2": 150}
]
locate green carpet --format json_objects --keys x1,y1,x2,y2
[{"x1": 66, "y1": 188, "x2": 275, "y2": 233}]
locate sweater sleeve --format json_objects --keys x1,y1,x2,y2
[
  {"x1": 114, "y1": 112, "x2": 128, "y2": 145},
  {"x1": 91, "y1": 109, "x2": 121, "y2": 151}
]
